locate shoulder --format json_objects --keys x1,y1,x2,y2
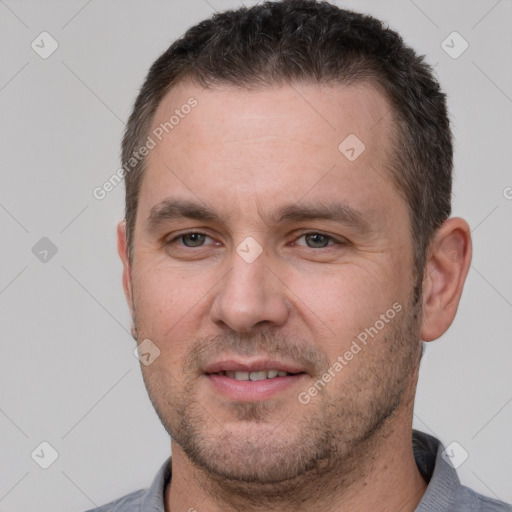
[
  {"x1": 453, "y1": 485, "x2": 512, "y2": 512},
  {"x1": 412, "y1": 431, "x2": 511, "y2": 512},
  {"x1": 82, "y1": 488, "x2": 146, "y2": 512},
  {"x1": 81, "y1": 457, "x2": 171, "y2": 512}
]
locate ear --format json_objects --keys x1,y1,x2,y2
[
  {"x1": 420, "y1": 217, "x2": 472, "y2": 342},
  {"x1": 117, "y1": 220, "x2": 135, "y2": 319}
]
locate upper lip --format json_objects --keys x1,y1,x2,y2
[{"x1": 204, "y1": 358, "x2": 305, "y2": 374}]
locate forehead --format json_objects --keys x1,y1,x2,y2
[
  {"x1": 151, "y1": 79, "x2": 391, "y2": 149},
  {"x1": 138, "y1": 80, "x2": 401, "y2": 226}
]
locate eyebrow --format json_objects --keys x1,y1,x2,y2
[{"x1": 146, "y1": 198, "x2": 370, "y2": 234}]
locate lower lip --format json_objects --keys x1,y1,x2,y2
[{"x1": 206, "y1": 373, "x2": 306, "y2": 401}]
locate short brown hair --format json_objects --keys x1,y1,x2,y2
[{"x1": 122, "y1": 0, "x2": 452, "y2": 281}]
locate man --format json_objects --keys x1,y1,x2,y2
[{"x1": 88, "y1": 1, "x2": 511, "y2": 510}]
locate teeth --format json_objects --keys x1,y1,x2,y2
[
  {"x1": 225, "y1": 371, "x2": 249, "y2": 380},
  {"x1": 224, "y1": 369, "x2": 289, "y2": 381},
  {"x1": 249, "y1": 371, "x2": 267, "y2": 381}
]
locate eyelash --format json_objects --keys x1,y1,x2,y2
[{"x1": 167, "y1": 230, "x2": 343, "y2": 249}]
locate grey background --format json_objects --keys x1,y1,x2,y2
[{"x1": 0, "y1": 0, "x2": 511, "y2": 510}]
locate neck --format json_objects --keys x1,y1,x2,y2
[{"x1": 165, "y1": 402, "x2": 427, "y2": 512}]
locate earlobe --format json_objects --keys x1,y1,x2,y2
[{"x1": 420, "y1": 218, "x2": 472, "y2": 342}]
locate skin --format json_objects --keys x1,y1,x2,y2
[{"x1": 117, "y1": 81, "x2": 472, "y2": 511}]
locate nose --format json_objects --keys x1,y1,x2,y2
[{"x1": 210, "y1": 248, "x2": 290, "y2": 333}]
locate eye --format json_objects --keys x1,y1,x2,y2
[
  {"x1": 294, "y1": 232, "x2": 339, "y2": 249},
  {"x1": 170, "y1": 232, "x2": 214, "y2": 248}
]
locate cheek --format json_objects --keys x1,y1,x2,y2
[
  {"x1": 132, "y1": 263, "x2": 218, "y2": 367},
  {"x1": 140, "y1": 364, "x2": 185, "y2": 423},
  {"x1": 287, "y1": 265, "x2": 405, "y2": 351},
  {"x1": 132, "y1": 266, "x2": 193, "y2": 338}
]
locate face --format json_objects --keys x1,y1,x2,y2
[{"x1": 121, "y1": 81, "x2": 423, "y2": 485}]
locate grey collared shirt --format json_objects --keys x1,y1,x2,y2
[{"x1": 85, "y1": 431, "x2": 511, "y2": 511}]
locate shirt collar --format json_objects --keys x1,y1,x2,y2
[
  {"x1": 413, "y1": 430, "x2": 461, "y2": 511},
  {"x1": 140, "y1": 457, "x2": 171, "y2": 512}
]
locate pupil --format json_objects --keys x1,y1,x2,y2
[
  {"x1": 184, "y1": 233, "x2": 205, "y2": 247},
  {"x1": 307, "y1": 234, "x2": 328, "y2": 248}
]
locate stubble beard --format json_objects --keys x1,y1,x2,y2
[{"x1": 135, "y1": 291, "x2": 423, "y2": 504}]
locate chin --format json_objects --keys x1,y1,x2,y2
[{"x1": 168, "y1": 400, "x2": 336, "y2": 485}]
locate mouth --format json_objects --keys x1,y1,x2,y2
[
  {"x1": 203, "y1": 359, "x2": 308, "y2": 401},
  {"x1": 212, "y1": 369, "x2": 300, "y2": 381}
]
